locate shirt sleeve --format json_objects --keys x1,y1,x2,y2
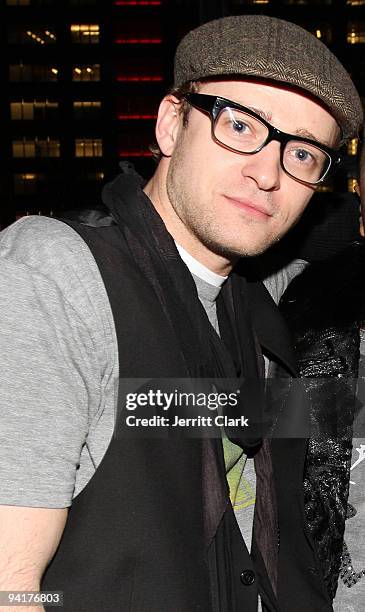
[
  {"x1": 0, "y1": 218, "x2": 105, "y2": 508},
  {"x1": 263, "y1": 258, "x2": 308, "y2": 305}
]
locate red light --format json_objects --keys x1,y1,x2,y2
[
  {"x1": 115, "y1": 1, "x2": 161, "y2": 5},
  {"x1": 118, "y1": 114, "x2": 157, "y2": 119},
  {"x1": 117, "y1": 76, "x2": 163, "y2": 82},
  {"x1": 119, "y1": 151, "x2": 153, "y2": 157},
  {"x1": 115, "y1": 38, "x2": 162, "y2": 44}
]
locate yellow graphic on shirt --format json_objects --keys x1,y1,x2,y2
[
  {"x1": 233, "y1": 477, "x2": 256, "y2": 510},
  {"x1": 223, "y1": 437, "x2": 256, "y2": 510}
]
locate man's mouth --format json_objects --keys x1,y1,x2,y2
[{"x1": 223, "y1": 195, "x2": 274, "y2": 219}]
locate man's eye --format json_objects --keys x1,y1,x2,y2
[
  {"x1": 295, "y1": 149, "x2": 313, "y2": 162},
  {"x1": 296, "y1": 149, "x2": 308, "y2": 161},
  {"x1": 221, "y1": 108, "x2": 253, "y2": 137},
  {"x1": 231, "y1": 119, "x2": 249, "y2": 134}
]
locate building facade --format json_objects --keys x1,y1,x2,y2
[{"x1": 1, "y1": 0, "x2": 364, "y2": 228}]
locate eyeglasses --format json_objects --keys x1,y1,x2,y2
[{"x1": 183, "y1": 93, "x2": 341, "y2": 185}]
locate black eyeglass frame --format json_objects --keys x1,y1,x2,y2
[{"x1": 183, "y1": 93, "x2": 342, "y2": 185}]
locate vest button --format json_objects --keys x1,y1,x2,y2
[{"x1": 240, "y1": 569, "x2": 256, "y2": 586}]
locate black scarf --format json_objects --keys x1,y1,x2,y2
[
  {"x1": 100, "y1": 164, "x2": 281, "y2": 603},
  {"x1": 102, "y1": 163, "x2": 265, "y2": 446}
]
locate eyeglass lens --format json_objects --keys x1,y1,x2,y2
[{"x1": 215, "y1": 107, "x2": 330, "y2": 183}]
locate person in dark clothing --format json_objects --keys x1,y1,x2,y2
[
  {"x1": 0, "y1": 14, "x2": 362, "y2": 612},
  {"x1": 277, "y1": 128, "x2": 365, "y2": 611}
]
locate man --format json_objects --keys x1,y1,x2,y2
[{"x1": 0, "y1": 14, "x2": 362, "y2": 612}]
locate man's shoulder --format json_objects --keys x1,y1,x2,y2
[
  {"x1": 0, "y1": 215, "x2": 105, "y2": 300},
  {"x1": 262, "y1": 258, "x2": 307, "y2": 306},
  {"x1": 0, "y1": 215, "x2": 90, "y2": 264},
  {"x1": 0, "y1": 215, "x2": 115, "y2": 352}
]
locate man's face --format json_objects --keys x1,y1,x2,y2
[{"x1": 164, "y1": 80, "x2": 339, "y2": 262}]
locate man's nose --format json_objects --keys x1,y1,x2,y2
[{"x1": 241, "y1": 141, "x2": 282, "y2": 191}]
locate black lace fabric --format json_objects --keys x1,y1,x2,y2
[
  {"x1": 299, "y1": 326, "x2": 358, "y2": 600},
  {"x1": 279, "y1": 242, "x2": 365, "y2": 601},
  {"x1": 339, "y1": 504, "x2": 365, "y2": 588}
]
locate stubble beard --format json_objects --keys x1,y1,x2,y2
[{"x1": 166, "y1": 142, "x2": 281, "y2": 259}]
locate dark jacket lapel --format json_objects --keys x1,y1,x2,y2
[{"x1": 247, "y1": 280, "x2": 297, "y2": 376}]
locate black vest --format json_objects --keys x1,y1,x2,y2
[{"x1": 42, "y1": 219, "x2": 333, "y2": 612}]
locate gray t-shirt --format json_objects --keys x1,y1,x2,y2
[
  {"x1": 0, "y1": 217, "x2": 307, "y2": 612},
  {"x1": 0, "y1": 216, "x2": 118, "y2": 506},
  {"x1": 0, "y1": 216, "x2": 304, "y2": 531}
]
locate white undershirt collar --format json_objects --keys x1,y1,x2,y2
[{"x1": 175, "y1": 243, "x2": 228, "y2": 288}]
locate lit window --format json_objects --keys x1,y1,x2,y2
[
  {"x1": 12, "y1": 140, "x2": 36, "y2": 157},
  {"x1": 73, "y1": 65, "x2": 100, "y2": 81},
  {"x1": 347, "y1": 0, "x2": 365, "y2": 5},
  {"x1": 43, "y1": 139, "x2": 60, "y2": 157},
  {"x1": 229, "y1": 0, "x2": 270, "y2": 5},
  {"x1": 75, "y1": 139, "x2": 103, "y2": 157},
  {"x1": 10, "y1": 100, "x2": 58, "y2": 120},
  {"x1": 281, "y1": 0, "x2": 332, "y2": 4},
  {"x1": 229, "y1": 0, "x2": 270, "y2": 3},
  {"x1": 10, "y1": 103, "x2": 22, "y2": 120},
  {"x1": 12, "y1": 138, "x2": 60, "y2": 158},
  {"x1": 13, "y1": 173, "x2": 45, "y2": 196},
  {"x1": 77, "y1": 171, "x2": 105, "y2": 182},
  {"x1": 14, "y1": 102, "x2": 33, "y2": 119},
  {"x1": 71, "y1": 24, "x2": 100, "y2": 44},
  {"x1": 73, "y1": 101, "x2": 102, "y2": 119},
  {"x1": 348, "y1": 139, "x2": 359, "y2": 156},
  {"x1": 316, "y1": 183, "x2": 333, "y2": 193},
  {"x1": 348, "y1": 178, "x2": 358, "y2": 192},
  {"x1": 310, "y1": 24, "x2": 332, "y2": 43},
  {"x1": 347, "y1": 22, "x2": 365, "y2": 43},
  {"x1": 89, "y1": 172, "x2": 104, "y2": 180},
  {"x1": 35, "y1": 100, "x2": 58, "y2": 119},
  {"x1": 9, "y1": 64, "x2": 59, "y2": 82},
  {"x1": 8, "y1": 26, "x2": 56, "y2": 45}
]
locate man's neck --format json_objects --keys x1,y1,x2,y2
[
  {"x1": 175, "y1": 243, "x2": 227, "y2": 287},
  {"x1": 144, "y1": 169, "x2": 235, "y2": 277}
]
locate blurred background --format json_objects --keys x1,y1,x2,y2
[{"x1": 1, "y1": 0, "x2": 364, "y2": 243}]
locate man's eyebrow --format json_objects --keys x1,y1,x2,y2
[
  {"x1": 247, "y1": 105, "x2": 272, "y2": 122},
  {"x1": 294, "y1": 127, "x2": 331, "y2": 147},
  {"x1": 236, "y1": 102, "x2": 332, "y2": 147}
]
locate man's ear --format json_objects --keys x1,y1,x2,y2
[{"x1": 155, "y1": 96, "x2": 181, "y2": 157}]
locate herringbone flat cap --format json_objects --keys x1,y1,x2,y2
[{"x1": 174, "y1": 15, "x2": 363, "y2": 140}]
